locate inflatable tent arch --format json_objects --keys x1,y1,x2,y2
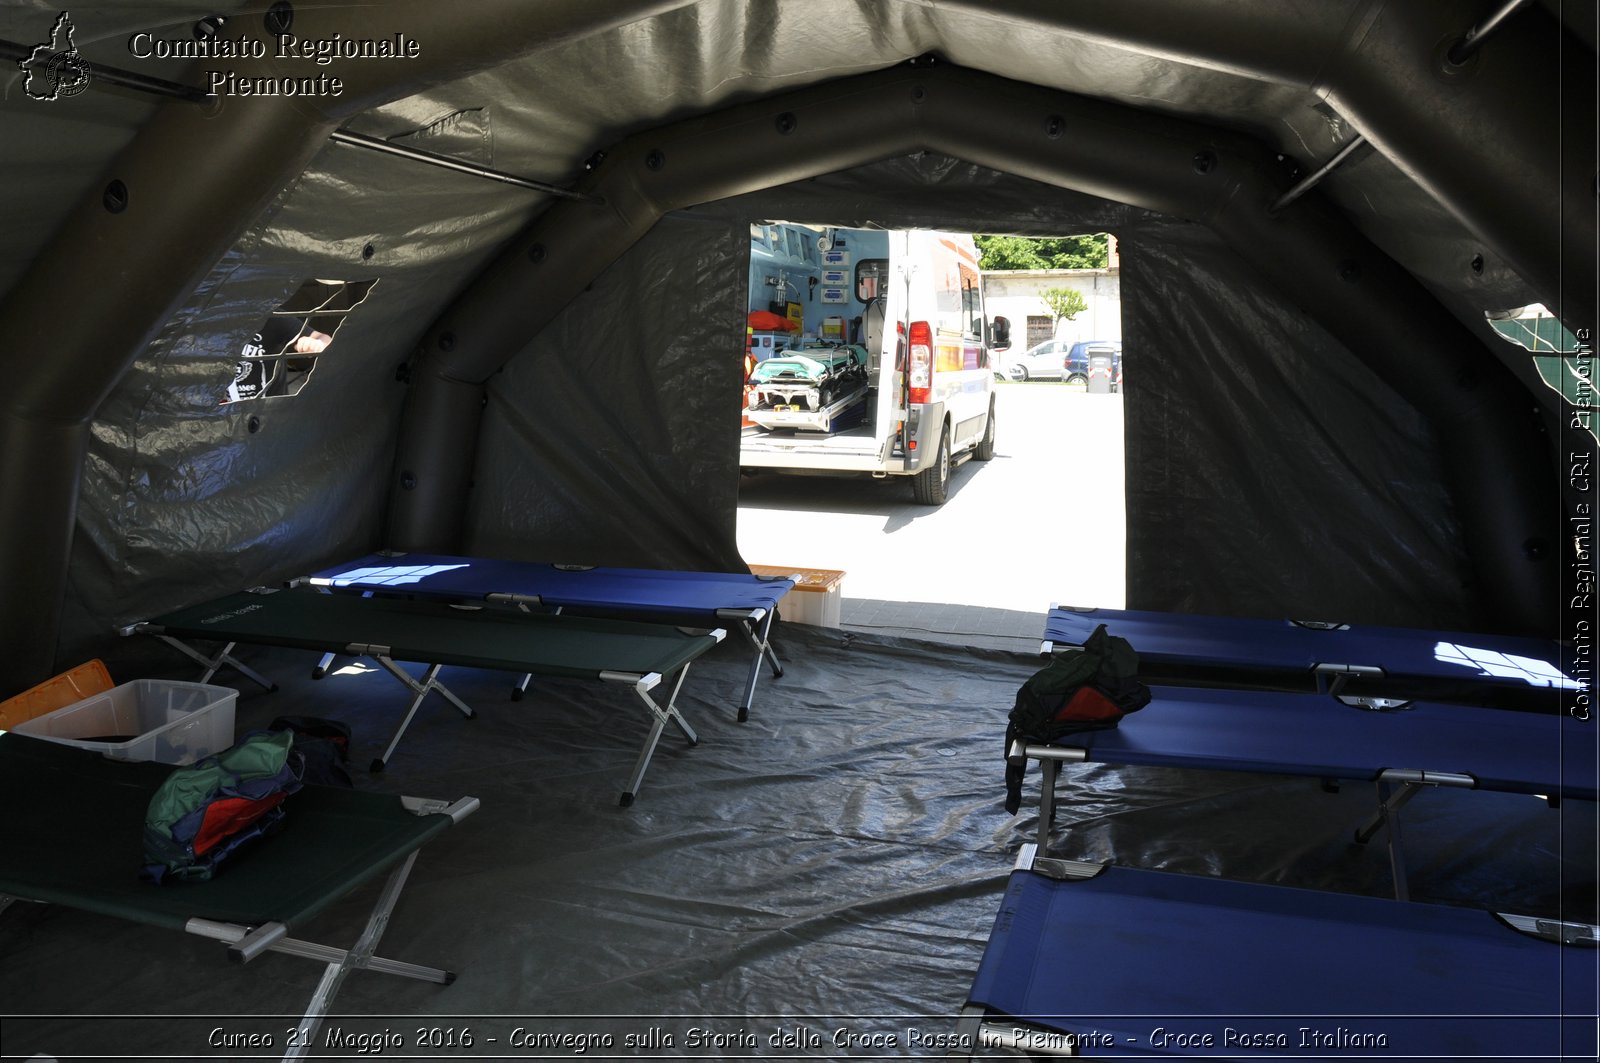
[{"x1": 389, "y1": 61, "x2": 1558, "y2": 631}]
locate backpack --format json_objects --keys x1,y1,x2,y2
[
  {"x1": 269, "y1": 715, "x2": 353, "y2": 788},
  {"x1": 1004, "y1": 624, "x2": 1151, "y2": 814},
  {"x1": 141, "y1": 729, "x2": 305, "y2": 883}
]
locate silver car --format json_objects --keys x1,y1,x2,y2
[{"x1": 1010, "y1": 338, "x2": 1070, "y2": 381}]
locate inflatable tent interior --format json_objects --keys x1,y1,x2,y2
[{"x1": 0, "y1": 1, "x2": 1596, "y2": 1058}]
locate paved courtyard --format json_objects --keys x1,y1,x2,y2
[{"x1": 737, "y1": 383, "x2": 1126, "y2": 649}]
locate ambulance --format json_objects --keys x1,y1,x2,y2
[{"x1": 740, "y1": 226, "x2": 997, "y2": 505}]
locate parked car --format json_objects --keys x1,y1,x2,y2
[
  {"x1": 1011, "y1": 338, "x2": 1071, "y2": 381},
  {"x1": 1064, "y1": 339, "x2": 1122, "y2": 388}
]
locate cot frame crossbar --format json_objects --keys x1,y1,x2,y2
[{"x1": 1010, "y1": 741, "x2": 1485, "y2": 899}]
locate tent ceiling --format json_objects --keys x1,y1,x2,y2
[{"x1": 2, "y1": 0, "x2": 1587, "y2": 318}]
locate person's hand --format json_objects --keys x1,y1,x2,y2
[{"x1": 294, "y1": 330, "x2": 332, "y2": 353}]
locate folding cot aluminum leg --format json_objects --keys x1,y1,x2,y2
[
  {"x1": 1359, "y1": 778, "x2": 1417, "y2": 902},
  {"x1": 1009, "y1": 741, "x2": 1086, "y2": 854},
  {"x1": 184, "y1": 798, "x2": 474, "y2": 1063},
  {"x1": 1352, "y1": 769, "x2": 1475, "y2": 902},
  {"x1": 951, "y1": 1005, "x2": 1080, "y2": 1059},
  {"x1": 363, "y1": 653, "x2": 478, "y2": 773},
  {"x1": 289, "y1": 852, "x2": 427, "y2": 1061},
  {"x1": 188, "y1": 855, "x2": 448, "y2": 1061},
  {"x1": 127, "y1": 627, "x2": 279, "y2": 692},
  {"x1": 310, "y1": 591, "x2": 375, "y2": 679},
  {"x1": 724, "y1": 607, "x2": 784, "y2": 723},
  {"x1": 506, "y1": 599, "x2": 556, "y2": 702},
  {"x1": 608, "y1": 665, "x2": 700, "y2": 807},
  {"x1": 1038, "y1": 756, "x2": 1060, "y2": 853},
  {"x1": 1313, "y1": 662, "x2": 1387, "y2": 698}
]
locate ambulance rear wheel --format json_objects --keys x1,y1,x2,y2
[
  {"x1": 975, "y1": 402, "x2": 996, "y2": 461},
  {"x1": 912, "y1": 428, "x2": 950, "y2": 506}
]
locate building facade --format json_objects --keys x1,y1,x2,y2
[{"x1": 982, "y1": 267, "x2": 1122, "y2": 351}]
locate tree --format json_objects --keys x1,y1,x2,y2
[
  {"x1": 975, "y1": 233, "x2": 1110, "y2": 270},
  {"x1": 1041, "y1": 286, "x2": 1088, "y2": 324},
  {"x1": 1037, "y1": 234, "x2": 1109, "y2": 270},
  {"x1": 973, "y1": 234, "x2": 1049, "y2": 270}
]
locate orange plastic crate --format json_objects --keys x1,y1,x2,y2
[{"x1": 0, "y1": 659, "x2": 114, "y2": 732}]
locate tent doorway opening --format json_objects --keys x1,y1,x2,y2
[{"x1": 735, "y1": 223, "x2": 1126, "y2": 639}]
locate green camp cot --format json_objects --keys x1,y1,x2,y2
[
  {"x1": 122, "y1": 585, "x2": 726, "y2": 804},
  {"x1": 0, "y1": 732, "x2": 477, "y2": 1062}
]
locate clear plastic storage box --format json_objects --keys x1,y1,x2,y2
[
  {"x1": 11, "y1": 679, "x2": 237, "y2": 765},
  {"x1": 747, "y1": 565, "x2": 846, "y2": 628}
]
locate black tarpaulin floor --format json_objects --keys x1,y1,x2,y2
[{"x1": 1, "y1": 621, "x2": 1593, "y2": 1061}]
